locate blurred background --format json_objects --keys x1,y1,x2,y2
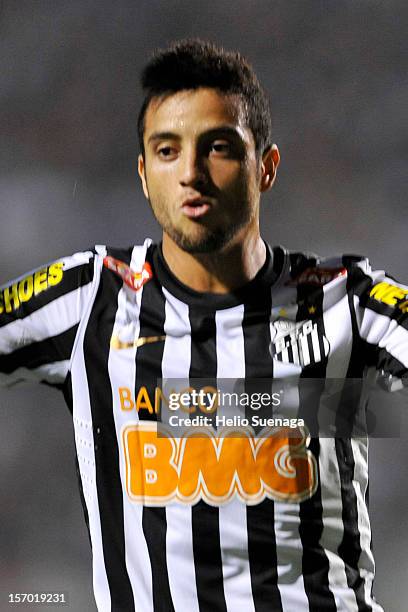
[{"x1": 0, "y1": 0, "x2": 406, "y2": 609}]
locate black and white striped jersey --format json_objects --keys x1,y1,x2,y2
[{"x1": 1, "y1": 239, "x2": 407, "y2": 612}]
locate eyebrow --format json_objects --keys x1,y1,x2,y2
[
  {"x1": 147, "y1": 126, "x2": 243, "y2": 145},
  {"x1": 147, "y1": 131, "x2": 181, "y2": 145}
]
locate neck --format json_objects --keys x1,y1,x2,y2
[{"x1": 161, "y1": 230, "x2": 267, "y2": 294}]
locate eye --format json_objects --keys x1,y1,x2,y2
[
  {"x1": 209, "y1": 141, "x2": 231, "y2": 156},
  {"x1": 157, "y1": 145, "x2": 178, "y2": 159}
]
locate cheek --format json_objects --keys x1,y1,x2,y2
[
  {"x1": 209, "y1": 161, "x2": 245, "y2": 190},
  {"x1": 145, "y1": 165, "x2": 177, "y2": 197}
]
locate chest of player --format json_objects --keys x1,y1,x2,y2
[{"x1": 104, "y1": 282, "x2": 352, "y2": 411}]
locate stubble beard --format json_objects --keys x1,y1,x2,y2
[{"x1": 149, "y1": 196, "x2": 254, "y2": 254}]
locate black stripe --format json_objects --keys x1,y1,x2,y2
[
  {"x1": 296, "y1": 283, "x2": 337, "y2": 611},
  {"x1": 191, "y1": 501, "x2": 227, "y2": 611},
  {"x1": 135, "y1": 248, "x2": 175, "y2": 612},
  {"x1": 0, "y1": 325, "x2": 78, "y2": 376},
  {"x1": 83, "y1": 249, "x2": 135, "y2": 612},
  {"x1": 332, "y1": 275, "x2": 375, "y2": 612},
  {"x1": 288, "y1": 252, "x2": 318, "y2": 281},
  {"x1": 135, "y1": 249, "x2": 168, "y2": 423},
  {"x1": 335, "y1": 439, "x2": 372, "y2": 612},
  {"x1": 189, "y1": 306, "x2": 227, "y2": 612},
  {"x1": 243, "y1": 291, "x2": 283, "y2": 612},
  {"x1": 317, "y1": 330, "x2": 327, "y2": 362},
  {"x1": 286, "y1": 343, "x2": 294, "y2": 365},
  {"x1": 361, "y1": 293, "x2": 408, "y2": 332},
  {"x1": 306, "y1": 332, "x2": 315, "y2": 365},
  {"x1": 377, "y1": 349, "x2": 408, "y2": 378},
  {"x1": 142, "y1": 508, "x2": 174, "y2": 612},
  {"x1": 342, "y1": 266, "x2": 372, "y2": 300},
  {"x1": 0, "y1": 258, "x2": 94, "y2": 328}
]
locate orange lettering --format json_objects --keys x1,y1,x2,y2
[
  {"x1": 123, "y1": 423, "x2": 178, "y2": 503},
  {"x1": 178, "y1": 432, "x2": 259, "y2": 503},
  {"x1": 122, "y1": 423, "x2": 317, "y2": 506},
  {"x1": 256, "y1": 429, "x2": 317, "y2": 501},
  {"x1": 119, "y1": 387, "x2": 135, "y2": 411},
  {"x1": 135, "y1": 386, "x2": 154, "y2": 414}
]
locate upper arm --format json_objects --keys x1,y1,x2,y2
[
  {"x1": 353, "y1": 269, "x2": 408, "y2": 385},
  {"x1": 0, "y1": 250, "x2": 97, "y2": 387}
]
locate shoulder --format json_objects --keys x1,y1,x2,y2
[
  {"x1": 281, "y1": 246, "x2": 408, "y2": 309},
  {"x1": 281, "y1": 247, "x2": 370, "y2": 287},
  {"x1": 93, "y1": 239, "x2": 153, "y2": 264},
  {"x1": 94, "y1": 239, "x2": 155, "y2": 291}
]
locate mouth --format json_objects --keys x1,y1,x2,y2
[{"x1": 181, "y1": 197, "x2": 213, "y2": 219}]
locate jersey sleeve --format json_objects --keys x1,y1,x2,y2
[
  {"x1": 351, "y1": 261, "x2": 408, "y2": 389},
  {"x1": 0, "y1": 250, "x2": 97, "y2": 387}
]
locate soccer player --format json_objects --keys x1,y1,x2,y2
[{"x1": 1, "y1": 39, "x2": 407, "y2": 611}]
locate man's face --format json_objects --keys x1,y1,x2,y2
[{"x1": 138, "y1": 87, "x2": 274, "y2": 253}]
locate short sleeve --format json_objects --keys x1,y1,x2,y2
[
  {"x1": 352, "y1": 264, "x2": 408, "y2": 389},
  {"x1": 0, "y1": 251, "x2": 96, "y2": 387}
]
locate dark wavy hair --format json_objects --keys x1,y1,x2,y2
[{"x1": 137, "y1": 39, "x2": 272, "y2": 158}]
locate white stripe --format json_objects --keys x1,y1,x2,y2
[
  {"x1": 62, "y1": 251, "x2": 95, "y2": 271},
  {"x1": 281, "y1": 347, "x2": 290, "y2": 363},
  {"x1": 291, "y1": 338, "x2": 300, "y2": 365},
  {"x1": 215, "y1": 305, "x2": 256, "y2": 612},
  {"x1": 310, "y1": 326, "x2": 321, "y2": 363},
  {"x1": 219, "y1": 500, "x2": 256, "y2": 612},
  {"x1": 358, "y1": 299, "x2": 408, "y2": 367},
  {"x1": 0, "y1": 360, "x2": 70, "y2": 386},
  {"x1": 318, "y1": 439, "x2": 359, "y2": 612},
  {"x1": 70, "y1": 250, "x2": 112, "y2": 612},
  {"x1": 299, "y1": 333, "x2": 310, "y2": 366},
  {"x1": 364, "y1": 270, "x2": 408, "y2": 293},
  {"x1": 379, "y1": 320, "x2": 408, "y2": 366},
  {"x1": 272, "y1": 286, "x2": 309, "y2": 611},
  {"x1": 165, "y1": 504, "x2": 200, "y2": 612},
  {"x1": 319, "y1": 281, "x2": 359, "y2": 611},
  {"x1": 0, "y1": 285, "x2": 92, "y2": 354},
  {"x1": 350, "y1": 438, "x2": 384, "y2": 612},
  {"x1": 215, "y1": 305, "x2": 246, "y2": 421},
  {"x1": 358, "y1": 301, "x2": 391, "y2": 346},
  {"x1": 162, "y1": 290, "x2": 200, "y2": 612},
  {"x1": 162, "y1": 288, "x2": 192, "y2": 379},
  {"x1": 108, "y1": 244, "x2": 154, "y2": 612},
  {"x1": 274, "y1": 502, "x2": 309, "y2": 612}
]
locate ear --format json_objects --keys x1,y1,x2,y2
[
  {"x1": 138, "y1": 154, "x2": 149, "y2": 199},
  {"x1": 259, "y1": 144, "x2": 280, "y2": 192}
]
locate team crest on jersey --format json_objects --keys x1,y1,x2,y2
[
  {"x1": 287, "y1": 266, "x2": 346, "y2": 287},
  {"x1": 270, "y1": 319, "x2": 330, "y2": 366},
  {"x1": 103, "y1": 256, "x2": 153, "y2": 291}
]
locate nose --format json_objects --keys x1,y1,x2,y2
[{"x1": 179, "y1": 148, "x2": 207, "y2": 188}]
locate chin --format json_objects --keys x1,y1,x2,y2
[{"x1": 169, "y1": 228, "x2": 231, "y2": 254}]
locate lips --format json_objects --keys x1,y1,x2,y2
[{"x1": 181, "y1": 198, "x2": 212, "y2": 219}]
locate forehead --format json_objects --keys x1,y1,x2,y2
[{"x1": 143, "y1": 87, "x2": 251, "y2": 142}]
